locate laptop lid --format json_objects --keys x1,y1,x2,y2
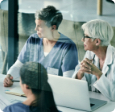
[{"x1": 48, "y1": 74, "x2": 91, "y2": 111}]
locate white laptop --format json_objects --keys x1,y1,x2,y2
[{"x1": 48, "y1": 74, "x2": 107, "y2": 112}]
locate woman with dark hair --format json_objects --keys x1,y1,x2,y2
[{"x1": 3, "y1": 62, "x2": 60, "y2": 112}]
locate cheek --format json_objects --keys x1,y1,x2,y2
[
  {"x1": 40, "y1": 29, "x2": 45, "y2": 36},
  {"x1": 84, "y1": 41, "x2": 93, "y2": 50},
  {"x1": 20, "y1": 83, "x2": 25, "y2": 92},
  {"x1": 20, "y1": 83, "x2": 23, "y2": 90},
  {"x1": 21, "y1": 86, "x2": 27, "y2": 94}
]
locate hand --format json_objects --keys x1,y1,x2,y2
[
  {"x1": 79, "y1": 58, "x2": 92, "y2": 74},
  {"x1": 83, "y1": 58, "x2": 102, "y2": 79},
  {"x1": 4, "y1": 74, "x2": 13, "y2": 87}
]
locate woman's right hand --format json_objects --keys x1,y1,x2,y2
[
  {"x1": 4, "y1": 74, "x2": 13, "y2": 87},
  {"x1": 76, "y1": 58, "x2": 92, "y2": 79},
  {"x1": 80, "y1": 58, "x2": 92, "y2": 73}
]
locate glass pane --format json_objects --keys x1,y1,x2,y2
[
  {"x1": 18, "y1": 0, "x2": 115, "y2": 73},
  {"x1": 0, "y1": 0, "x2": 115, "y2": 75},
  {"x1": 0, "y1": 0, "x2": 8, "y2": 74}
]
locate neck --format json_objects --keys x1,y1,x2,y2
[
  {"x1": 43, "y1": 31, "x2": 60, "y2": 45},
  {"x1": 45, "y1": 30, "x2": 60, "y2": 42},
  {"x1": 23, "y1": 94, "x2": 36, "y2": 106},
  {"x1": 93, "y1": 46, "x2": 107, "y2": 61}
]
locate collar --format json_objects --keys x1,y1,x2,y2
[
  {"x1": 93, "y1": 45, "x2": 113, "y2": 66},
  {"x1": 104, "y1": 45, "x2": 113, "y2": 65}
]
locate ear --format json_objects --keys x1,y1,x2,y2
[
  {"x1": 95, "y1": 38, "x2": 101, "y2": 46},
  {"x1": 51, "y1": 25, "x2": 57, "y2": 30},
  {"x1": 24, "y1": 84, "x2": 30, "y2": 89}
]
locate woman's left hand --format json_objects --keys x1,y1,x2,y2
[{"x1": 83, "y1": 58, "x2": 103, "y2": 79}]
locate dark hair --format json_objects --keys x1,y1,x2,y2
[
  {"x1": 35, "y1": 5, "x2": 63, "y2": 30},
  {"x1": 20, "y1": 62, "x2": 59, "y2": 112}
]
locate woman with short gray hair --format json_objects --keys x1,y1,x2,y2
[
  {"x1": 4, "y1": 5, "x2": 78, "y2": 87},
  {"x1": 72, "y1": 19, "x2": 115, "y2": 101}
]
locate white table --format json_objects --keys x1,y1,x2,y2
[{"x1": 0, "y1": 74, "x2": 115, "y2": 112}]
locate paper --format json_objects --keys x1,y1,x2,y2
[
  {"x1": 5, "y1": 86, "x2": 26, "y2": 97},
  {"x1": 0, "y1": 94, "x2": 10, "y2": 110}
]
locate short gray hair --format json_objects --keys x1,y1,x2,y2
[
  {"x1": 35, "y1": 6, "x2": 63, "y2": 30},
  {"x1": 82, "y1": 19, "x2": 114, "y2": 46}
]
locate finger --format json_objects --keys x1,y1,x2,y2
[
  {"x1": 5, "y1": 77, "x2": 11, "y2": 84},
  {"x1": 81, "y1": 59, "x2": 91, "y2": 66},
  {"x1": 80, "y1": 66, "x2": 91, "y2": 73},
  {"x1": 3, "y1": 81, "x2": 9, "y2": 87},
  {"x1": 80, "y1": 63, "x2": 91, "y2": 70},
  {"x1": 81, "y1": 59, "x2": 87, "y2": 65},
  {"x1": 4, "y1": 78, "x2": 9, "y2": 85},
  {"x1": 10, "y1": 76, "x2": 13, "y2": 80},
  {"x1": 7, "y1": 79, "x2": 13, "y2": 85},
  {"x1": 4, "y1": 77, "x2": 12, "y2": 86},
  {"x1": 85, "y1": 58, "x2": 93, "y2": 65},
  {"x1": 4, "y1": 83, "x2": 8, "y2": 87}
]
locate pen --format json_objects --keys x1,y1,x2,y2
[{"x1": 12, "y1": 80, "x2": 20, "y2": 82}]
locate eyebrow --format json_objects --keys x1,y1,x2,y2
[
  {"x1": 36, "y1": 25, "x2": 40, "y2": 27},
  {"x1": 84, "y1": 34, "x2": 88, "y2": 36}
]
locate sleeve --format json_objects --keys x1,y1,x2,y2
[
  {"x1": 93, "y1": 72, "x2": 115, "y2": 101},
  {"x1": 17, "y1": 38, "x2": 30, "y2": 64},
  {"x1": 72, "y1": 64, "x2": 80, "y2": 78},
  {"x1": 72, "y1": 51, "x2": 90, "y2": 78},
  {"x1": 61, "y1": 44, "x2": 78, "y2": 77},
  {"x1": 7, "y1": 60, "x2": 23, "y2": 79}
]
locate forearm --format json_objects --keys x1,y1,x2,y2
[
  {"x1": 76, "y1": 71, "x2": 84, "y2": 79},
  {"x1": 7, "y1": 60, "x2": 23, "y2": 79},
  {"x1": 63, "y1": 70, "x2": 74, "y2": 78}
]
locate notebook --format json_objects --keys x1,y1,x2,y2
[
  {"x1": 5, "y1": 86, "x2": 26, "y2": 97},
  {"x1": 48, "y1": 74, "x2": 107, "y2": 111}
]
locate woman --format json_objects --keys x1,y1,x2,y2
[
  {"x1": 72, "y1": 19, "x2": 115, "y2": 101},
  {"x1": 3, "y1": 62, "x2": 60, "y2": 112},
  {"x1": 4, "y1": 5, "x2": 78, "y2": 87}
]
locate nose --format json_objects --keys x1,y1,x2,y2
[
  {"x1": 35, "y1": 27, "x2": 37, "y2": 31},
  {"x1": 81, "y1": 38, "x2": 84, "y2": 42},
  {"x1": 35, "y1": 26, "x2": 38, "y2": 31}
]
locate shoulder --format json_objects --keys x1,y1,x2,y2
[
  {"x1": 111, "y1": 45, "x2": 115, "y2": 55},
  {"x1": 110, "y1": 46, "x2": 115, "y2": 63},
  {"x1": 27, "y1": 33, "x2": 41, "y2": 44},
  {"x1": 3, "y1": 103, "x2": 29, "y2": 112},
  {"x1": 58, "y1": 33, "x2": 77, "y2": 50},
  {"x1": 59, "y1": 33, "x2": 76, "y2": 45},
  {"x1": 107, "y1": 45, "x2": 115, "y2": 58}
]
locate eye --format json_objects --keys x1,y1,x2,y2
[{"x1": 85, "y1": 36, "x2": 89, "y2": 38}]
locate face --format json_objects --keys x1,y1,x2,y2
[
  {"x1": 20, "y1": 78, "x2": 30, "y2": 96},
  {"x1": 35, "y1": 19, "x2": 52, "y2": 39},
  {"x1": 82, "y1": 32, "x2": 96, "y2": 51},
  {"x1": 20, "y1": 78, "x2": 26, "y2": 93}
]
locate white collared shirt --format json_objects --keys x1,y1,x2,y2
[{"x1": 72, "y1": 45, "x2": 115, "y2": 101}]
